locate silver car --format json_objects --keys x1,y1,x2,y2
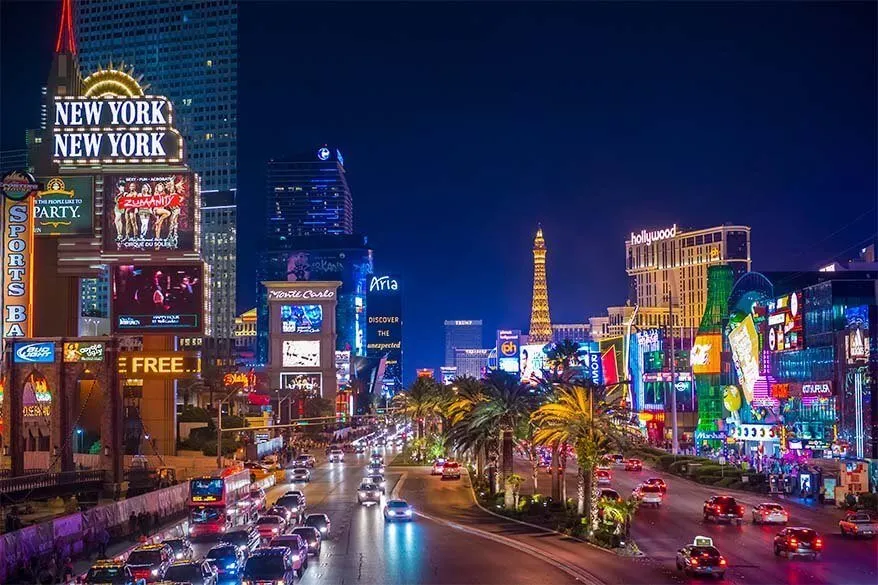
[
  {"x1": 357, "y1": 482, "x2": 381, "y2": 505},
  {"x1": 291, "y1": 467, "x2": 311, "y2": 483}
]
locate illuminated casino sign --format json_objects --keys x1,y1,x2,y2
[
  {"x1": 268, "y1": 288, "x2": 336, "y2": 301},
  {"x1": 2, "y1": 171, "x2": 37, "y2": 338},
  {"x1": 118, "y1": 351, "x2": 201, "y2": 379},
  {"x1": 52, "y1": 96, "x2": 183, "y2": 165},
  {"x1": 629, "y1": 224, "x2": 678, "y2": 246}
]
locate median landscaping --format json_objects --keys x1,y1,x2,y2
[{"x1": 626, "y1": 446, "x2": 768, "y2": 492}]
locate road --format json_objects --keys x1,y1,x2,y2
[
  {"x1": 514, "y1": 456, "x2": 878, "y2": 584},
  {"x1": 183, "y1": 448, "x2": 581, "y2": 584}
]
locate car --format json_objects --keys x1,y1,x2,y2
[
  {"x1": 294, "y1": 454, "x2": 316, "y2": 468},
  {"x1": 370, "y1": 452, "x2": 384, "y2": 464},
  {"x1": 367, "y1": 461, "x2": 385, "y2": 474},
  {"x1": 256, "y1": 514, "x2": 287, "y2": 539},
  {"x1": 304, "y1": 513, "x2": 331, "y2": 538},
  {"x1": 624, "y1": 459, "x2": 643, "y2": 471},
  {"x1": 676, "y1": 536, "x2": 727, "y2": 578},
  {"x1": 774, "y1": 527, "x2": 824, "y2": 559},
  {"x1": 289, "y1": 526, "x2": 322, "y2": 555},
  {"x1": 703, "y1": 495, "x2": 745, "y2": 525},
  {"x1": 610, "y1": 453, "x2": 625, "y2": 466},
  {"x1": 599, "y1": 488, "x2": 621, "y2": 501},
  {"x1": 365, "y1": 473, "x2": 387, "y2": 493},
  {"x1": 358, "y1": 482, "x2": 382, "y2": 505},
  {"x1": 84, "y1": 561, "x2": 145, "y2": 585},
  {"x1": 632, "y1": 483, "x2": 663, "y2": 507},
  {"x1": 124, "y1": 543, "x2": 173, "y2": 583},
  {"x1": 840, "y1": 512, "x2": 878, "y2": 538},
  {"x1": 275, "y1": 494, "x2": 306, "y2": 522},
  {"x1": 384, "y1": 499, "x2": 414, "y2": 522},
  {"x1": 249, "y1": 485, "x2": 267, "y2": 511},
  {"x1": 283, "y1": 489, "x2": 307, "y2": 504},
  {"x1": 752, "y1": 503, "x2": 789, "y2": 525},
  {"x1": 355, "y1": 444, "x2": 366, "y2": 454},
  {"x1": 242, "y1": 546, "x2": 303, "y2": 584},
  {"x1": 643, "y1": 477, "x2": 667, "y2": 493},
  {"x1": 219, "y1": 526, "x2": 261, "y2": 556},
  {"x1": 161, "y1": 538, "x2": 193, "y2": 561},
  {"x1": 269, "y1": 533, "x2": 312, "y2": 565},
  {"x1": 329, "y1": 448, "x2": 345, "y2": 462},
  {"x1": 431, "y1": 458, "x2": 447, "y2": 475},
  {"x1": 441, "y1": 461, "x2": 462, "y2": 480},
  {"x1": 204, "y1": 544, "x2": 245, "y2": 577},
  {"x1": 596, "y1": 469, "x2": 612, "y2": 485},
  {"x1": 291, "y1": 467, "x2": 311, "y2": 482},
  {"x1": 267, "y1": 504, "x2": 294, "y2": 524},
  {"x1": 162, "y1": 560, "x2": 217, "y2": 585}
]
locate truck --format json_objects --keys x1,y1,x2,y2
[{"x1": 839, "y1": 512, "x2": 878, "y2": 538}]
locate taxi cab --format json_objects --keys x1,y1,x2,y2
[
  {"x1": 84, "y1": 560, "x2": 145, "y2": 585},
  {"x1": 676, "y1": 536, "x2": 727, "y2": 578}
]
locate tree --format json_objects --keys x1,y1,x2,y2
[
  {"x1": 393, "y1": 377, "x2": 445, "y2": 459},
  {"x1": 506, "y1": 473, "x2": 525, "y2": 509},
  {"x1": 531, "y1": 382, "x2": 637, "y2": 534},
  {"x1": 545, "y1": 339, "x2": 581, "y2": 379}
]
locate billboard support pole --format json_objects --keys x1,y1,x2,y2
[{"x1": 669, "y1": 293, "x2": 678, "y2": 455}]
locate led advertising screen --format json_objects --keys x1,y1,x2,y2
[
  {"x1": 728, "y1": 315, "x2": 760, "y2": 403},
  {"x1": 280, "y1": 304, "x2": 323, "y2": 334},
  {"x1": 520, "y1": 344, "x2": 548, "y2": 384},
  {"x1": 691, "y1": 334, "x2": 721, "y2": 375},
  {"x1": 280, "y1": 373, "x2": 322, "y2": 395},
  {"x1": 112, "y1": 264, "x2": 203, "y2": 333},
  {"x1": 105, "y1": 173, "x2": 195, "y2": 252},
  {"x1": 282, "y1": 340, "x2": 320, "y2": 367},
  {"x1": 34, "y1": 176, "x2": 94, "y2": 236},
  {"x1": 497, "y1": 329, "x2": 520, "y2": 374},
  {"x1": 766, "y1": 291, "x2": 804, "y2": 353}
]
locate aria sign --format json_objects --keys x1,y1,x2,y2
[
  {"x1": 369, "y1": 275, "x2": 399, "y2": 293},
  {"x1": 629, "y1": 224, "x2": 678, "y2": 246},
  {"x1": 268, "y1": 288, "x2": 336, "y2": 301},
  {"x1": 52, "y1": 96, "x2": 183, "y2": 165}
]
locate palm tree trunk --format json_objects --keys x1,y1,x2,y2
[
  {"x1": 577, "y1": 466, "x2": 586, "y2": 515},
  {"x1": 550, "y1": 442, "x2": 560, "y2": 501},
  {"x1": 530, "y1": 443, "x2": 539, "y2": 495},
  {"x1": 502, "y1": 428, "x2": 514, "y2": 509},
  {"x1": 476, "y1": 445, "x2": 485, "y2": 478},
  {"x1": 560, "y1": 443, "x2": 568, "y2": 503},
  {"x1": 583, "y1": 464, "x2": 594, "y2": 534}
]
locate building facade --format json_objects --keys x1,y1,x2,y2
[
  {"x1": 454, "y1": 348, "x2": 490, "y2": 379},
  {"x1": 266, "y1": 147, "x2": 353, "y2": 243},
  {"x1": 552, "y1": 323, "x2": 591, "y2": 343},
  {"x1": 234, "y1": 307, "x2": 257, "y2": 361},
  {"x1": 202, "y1": 189, "x2": 237, "y2": 337},
  {"x1": 444, "y1": 320, "x2": 483, "y2": 367},
  {"x1": 626, "y1": 224, "x2": 751, "y2": 330}
]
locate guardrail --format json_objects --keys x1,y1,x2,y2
[{"x1": 0, "y1": 470, "x2": 105, "y2": 495}]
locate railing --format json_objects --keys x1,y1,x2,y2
[{"x1": 0, "y1": 469, "x2": 105, "y2": 494}]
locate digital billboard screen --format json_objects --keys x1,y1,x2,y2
[
  {"x1": 280, "y1": 304, "x2": 323, "y2": 334},
  {"x1": 104, "y1": 173, "x2": 195, "y2": 252},
  {"x1": 766, "y1": 291, "x2": 804, "y2": 353},
  {"x1": 520, "y1": 344, "x2": 548, "y2": 384},
  {"x1": 280, "y1": 372, "x2": 322, "y2": 395},
  {"x1": 282, "y1": 340, "x2": 320, "y2": 367},
  {"x1": 728, "y1": 315, "x2": 760, "y2": 404},
  {"x1": 34, "y1": 176, "x2": 94, "y2": 236},
  {"x1": 112, "y1": 264, "x2": 203, "y2": 333}
]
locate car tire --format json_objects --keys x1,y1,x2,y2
[
  {"x1": 676, "y1": 560, "x2": 682, "y2": 571},
  {"x1": 774, "y1": 545, "x2": 781, "y2": 557}
]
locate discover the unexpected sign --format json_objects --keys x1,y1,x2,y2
[{"x1": 52, "y1": 96, "x2": 183, "y2": 165}]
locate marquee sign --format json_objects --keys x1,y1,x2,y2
[
  {"x1": 268, "y1": 288, "x2": 336, "y2": 301},
  {"x1": 118, "y1": 351, "x2": 201, "y2": 379},
  {"x1": 280, "y1": 372, "x2": 322, "y2": 394},
  {"x1": 629, "y1": 224, "x2": 678, "y2": 246},
  {"x1": 52, "y1": 96, "x2": 183, "y2": 165},
  {"x1": 34, "y1": 176, "x2": 94, "y2": 236},
  {"x1": 2, "y1": 177, "x2": 35, "y2": 338}
]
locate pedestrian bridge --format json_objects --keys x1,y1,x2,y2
[{"x1": 0, "y1": 470, "x2": 105, "y2": 505}]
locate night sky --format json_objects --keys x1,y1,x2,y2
[{"x1": 2, "y1": 1, "x2": 876, "y2": 380}]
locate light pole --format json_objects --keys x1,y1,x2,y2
[{"x1": 217, "y1": 388, "x2": 240, "y2": 469}]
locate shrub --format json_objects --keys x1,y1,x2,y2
[
  {"x1": 857, "y1": 492, "x2": 878, "y2": 512},
  {"x1": 715, "y1": 477, "x2": 738, "y2": 488}
]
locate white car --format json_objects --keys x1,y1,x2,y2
[
  {"x1": 633, "y1": 484, "x2": 663, "y2": 507},
  {"x1": 329, "y1": 448, "x2": 344, "y2": 463},
  {"x1": 752, "y1": 503, "x2": 789, "y2": 525},
  {"x1": 358, "y1": 483, "x2": 382, "y2": 505}
]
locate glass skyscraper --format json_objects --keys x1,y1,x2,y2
[
  {"x1": 74, "y1": 0, "x2": 239, "y2": 336},
  {"x1": 444, "y1": 320, "x2": 484, "y2": 367},
  {"x1": 202, "y1": 190, "x2": 237, "y2": 338},
  {"x1": 266, "y1": 147, "x2": 354, "y2": 243}
]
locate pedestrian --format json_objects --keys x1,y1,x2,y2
[
  {"x1": 98, "y1": 526, "x2": 110, "y2": 559},
  {"x1": 819, "y1": 484, "x2": 826, "y2": 505},
  {"x1": 152, "y1": 511, "x2": 160, "y2": 533},
  {"x1": 62, "y1": 556, "x2": 74, "y2": 583},
  {"x1": 129, "y1": 510, "x2": 137, "y2": 539}
]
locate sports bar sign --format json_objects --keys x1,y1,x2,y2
[{"x1": 52, "y1": 96, "x2": 183, "y2": 165}]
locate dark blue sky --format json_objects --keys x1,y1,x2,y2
[{"x1": 2, "y1": 1, "x2": 876, "y2": 379}]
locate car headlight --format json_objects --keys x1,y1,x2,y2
[
  {"x1": 175, "y1": 552, "x2": 183, "y2": 559},
  {"x1": 272, "y1": 528, "x2": 278, "y2": 533},
  {"x1": 404, "y1": 509, "x2": 412, "y2": 516},
  {"x1": 319, "y1": 527, "x2": 327, "y2": 533},
  {"x1": 291, "y1": 554, "x2": 300, "y2": 562},
  {"x1": 226, "y1": 562, "x2": 237, "y2": 569},
  {"x1": 189, "y1": 527, "x2": 195, "y2": 535},
  {"x1": 151, "y1": 569, "x2": 159, "y2": 576}
]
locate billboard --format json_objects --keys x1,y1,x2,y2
[
  {"x1": 845, "y1": 305, "x2": 870, "y2": 365},
  {"x1": 282, "y1": 340, "x2": 320, "y2": 367},
  {"x1": 335, "y1": 351, "x2": 351, "y2": 386},
  {"x1": 14, "y1": 341, "x2": 56, "y2": 364},
  {"x1": 1, "y1": 170, "x2": 38, "y2": 338},
  {"x1": 728, "y1": 315, "x2": 760, "y2": 403},
  {"x1": 280, "y1": 372, "x2": 322, "y2": 394},
  {"x1": 104, "y1": 173, "x2": 195, "y2": 252},
  {"x1": 692, "y1": 334, "x2": 721, "y2": 375},
  {"x1": 766, "y1": 291, "x2": 804, "y2": 353},
  {"x1": 497, "y1": 329, "x2": 520, "y2": 374},
  {"x1": 117, "y1": 351, "x2": 201, "y2": 379},
  {"x1": 280, "y1": 304, "x2": 323, "y2": 334},
  {"x1": 34, "y1": 176, "x2": 94, "y2": 236},
  {"x1": 367, "y1": 274, "x2": 402, "y2": 384},
  {"x1": 520, "y1": 344, "x2": 548, "y2": 384},
  {"x1": 285, "y1": 249, "x2": 373, "y2": 294},
  {"x1": 63, "y1": 342, "x2": 105, "y2": 362},
  {"x1": 112, "y1": 263, "x2": 203, "y2": 333}
]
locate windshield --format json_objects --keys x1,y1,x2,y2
[
  {"x1": 790, "y1": 529, "x2": 817, "y2": 539},
  {"x1": 207, "y1": 546, "x2": 236, "y2": 560},
  {"x1": 163, "y1": 539, "x2": 183, "y2": 550},
  {"x1": 244, "y1": 556, "x2": 286, "y2": 577},
  {"x1": 164, "y1": 565, "x2": 201, "y2": 581},
  {"x1": 191, "y1": 506, "x2": 223, "y2": 524},
  {"x1": 292, "y1": 528, "x2": 316, "y2": 540},
  {"x1": 388, "y1": 501, "x2": 409, "y2": 509},
  {"x1": 86, "y1": 567, "x2": 124, "y2": 582},
  {"x1": 714, "y1": 497, "x2": 736, "y2": 505},
  {"x1": 360, "y1": 483, "x2": 378, "y2": 491},
  {"x1": 305, "y1": 516, "x2": 325, "y2": 526},
  {"x1": 690, "y1": 546, "x2": 721, "y2": 558},
  {"x1": 221, "y1": 532, "x2": 247, "y2": 544},
  {"x1": 257, "y1": 516, "x2": 281, "y2": 525},
  {"x1": 641, "y1": 485, "x2": 662, "y2": 493},
  {"x1": 126, "y1": 550, "x2": 161, "y2": 566},
  {"x1": 763, "y1": 504, "x2": 783, "y2": 511},
  {"x1": 190, "y1": 478, "x2": 223, "y2": 500},
  {"x1": 277, "y1": 496, "x2": 302, "y2": 507}
]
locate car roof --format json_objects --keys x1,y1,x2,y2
[
  {"x1": 208, "y1": 544, "x2": 237, "y2": 552},
  {"x1": 251, "y1": 547, "x2": 289, "y2": 556},
  {"x1": 306, "y1": 513, "x2": 328, "y2": 520},
  {"x1": 292, "y1": 526, "x2": 319, "y2": 533},
  {"x1": 169, "y1": 560, "x2": 201, "y2": 567},
  {"x1": 133, "y1": 543, "x2": 167, "y2": 551},
  {"x1": 92, "y1": 560, "x2": 125, "y2": 568}
]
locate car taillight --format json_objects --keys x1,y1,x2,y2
[
  {"x1": 789, "y1": 538, "x2": 797, "y2": 546},
  {"x1": 815, "y1": 538, "x2": 823, "y2": 548},
  {"x1": 690, "y1": 559, "x2": 698, "y2": 566},
  {"x1": 719, "y1": 558, "x2": 726, "y2": 566},
  {"x1": 737, "y1": 506, "x2": 744, "y2": 514}
]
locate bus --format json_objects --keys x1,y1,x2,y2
[{"x1": 188, "y1": 468, "x2": 251, "y2": 538}]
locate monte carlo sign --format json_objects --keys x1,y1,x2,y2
[{"x1": 53, "y1": 96, "x2": 183, "y2": 165}]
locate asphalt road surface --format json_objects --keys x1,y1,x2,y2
[
  {"x1": 515, "y1": 456, "x2": 878, "y2": 585},
  {"x1": 186, "y1": 448, "x2": 581, "y2": 584}
]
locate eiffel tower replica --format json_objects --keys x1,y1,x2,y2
[{"x1": 528, "y1": 225, "x2": 553, "y2": 344}]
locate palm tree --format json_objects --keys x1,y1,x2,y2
[
  {"x1": 392, "y1": 377, "x2": 444, "y2": 456},
  {"x1": 545, "y1": 338, "x2": 581, "y2": 379},
  {"x1": 471, "y1": 371, "x2": 536, "y2": 507},
  {"x1": 531, "y1": 381, "x2": 636, "y2": 533}
]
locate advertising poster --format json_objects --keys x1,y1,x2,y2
[
  {"x1": 335, "y1": 351, "x2": 351, "y2": 386},
  {"x1": 766, "y1": 291, "x2": 804, "y2": 353},
  {"x1": 280, "y1": 372, "x2": 322, "y2": 395},
  {"x1": 692, "y1": 334, "x2": 721, "y2": 374},
  {"x1": 282, "y1": 340, "x2": 320, "y2": 367},
  {"x1": 280, "y1": 304, "x2": 323, "y2": 334},
  {"x1": 496, "y1": 329, "x2": 520, "y2": 374},
  {"x1": 104, "y1": 173, "x2": 195, "y2": 252},
  {"x1": 112, "y1": 264, "x2": 203, "y2": 333},
  {"x1": 35, "y1": 176, "x2": 94, "y2": 236},
  {"x1": 520, "y1": 344, "x2": 548, "y2": 384},
  {"x1": 728, "y1": 315, "x2": 760, "y2": 403}
]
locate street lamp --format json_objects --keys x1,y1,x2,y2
[{"x1": 217, "y1": 388, "x2": 239, "y2": 469}]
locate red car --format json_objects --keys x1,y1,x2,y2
[
  {"x1": 624, "y1": 459, "x2": 642, "y2": 471},
  {"x1": 774, "y1": 527, "x2": 823, "y2": 560},
  {"x1": 643, "y1": 477, "x2": 667, "y2": 493},
  {"x1": 596, "y1": 469, "x2": 612, "y2": 485}
]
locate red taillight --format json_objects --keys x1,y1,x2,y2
[
  {"x1": 690, "y1": 559, "x2": 699, "y2": 566},
  {"x1": 815, "y1": 538, "x2": 823, "y2": 548},
  {"x1": 719, "y1": 558, "x2": 727, "y2": 566},
  {"x1": 789, "y1": 538, "x2": 797, "y2": 546},
  {"x1": 737, "y1": 506, "x2": 744, "y2": 514}
]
